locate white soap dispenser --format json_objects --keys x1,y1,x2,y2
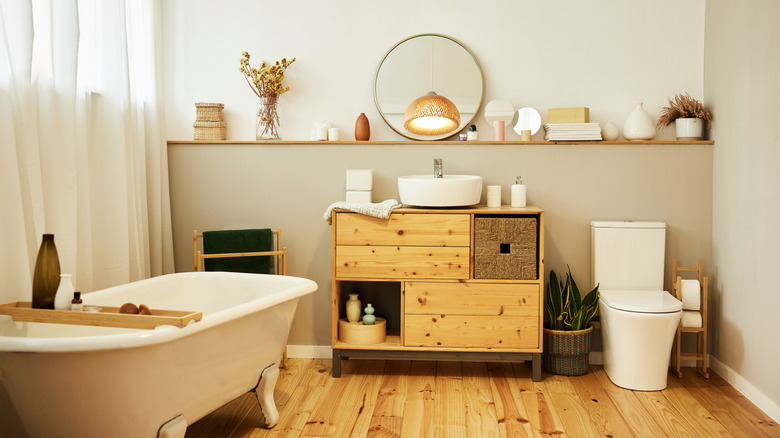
[{"x1": 511, "y1": 176, "x2": 526, "y2": 208}]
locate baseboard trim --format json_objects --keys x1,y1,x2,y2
[
  {"x1": 709, "y1": 356, "x2": 780, "y2": 423},
  {"x1": 286, "y1": 344, "x2": 331, "y2": 359}
]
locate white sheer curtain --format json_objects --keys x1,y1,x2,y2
[{"x1": 0, "y1": 0, "x2": 173, "y2": 303}]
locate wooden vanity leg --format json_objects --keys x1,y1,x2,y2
[
  {"x1": 332, "y1": 349, "x2": 342, "y2": 378},
  {"x1": 532, "y1": 353, "x2": 542, "y2": 381}
]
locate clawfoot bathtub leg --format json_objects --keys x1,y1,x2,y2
[
  {"x1": 158, "y1": 415, "x2": 187, "y2": 438},
  {"x1": 254, "y1": 364, "x2": 280, "y2": 428}
]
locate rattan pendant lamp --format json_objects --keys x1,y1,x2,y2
[{"x1": 402, "y1": 38, "x2": 460, "y2": 136}]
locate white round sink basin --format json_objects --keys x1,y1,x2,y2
[{"x1": 398, "y1": 174, "x2": 483, "y2": 207}]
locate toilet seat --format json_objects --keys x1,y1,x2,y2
[{"x1": 600, "y1": 290, "x2": 682, "y2": 313}]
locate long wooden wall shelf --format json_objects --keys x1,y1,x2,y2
[{"x1": 168, "y1": 140, "x2": 714, "y2": 146}]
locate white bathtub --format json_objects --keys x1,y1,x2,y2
[{"x1": 0, "y1": 272, "x2": 317, "y2": 438}]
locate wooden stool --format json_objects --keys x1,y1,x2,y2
[{"x1": 671, "y1": 259, "x2": 709, "y2": 378}]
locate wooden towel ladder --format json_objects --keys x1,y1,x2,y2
[{"x1": 193, "y1": 228, "x2": 287, "y2": 275}]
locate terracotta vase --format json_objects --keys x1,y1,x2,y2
[{"x1": 355, "y1": 113, "x2": 370, "y2": 141}]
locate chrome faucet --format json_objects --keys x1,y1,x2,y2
[{"x1": 434, "y1": 158, "x2": 443, "y2": 178}]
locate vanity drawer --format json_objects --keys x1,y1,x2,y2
[
  {"x1": 404, "y1": 315, "x2": 539, "y2": 349},
  {"x1": 335, "y1": 212, "x2": 470, "y2": 247},
  {"x1": 335, "y1": 246, "x2": 469, "y2": 279},
  {"x1": 404, "y1": 282, "x2": 540, "y2": 349},
  {"x1": 404, "y1": 282, "x2": 539, "y2": 316}
]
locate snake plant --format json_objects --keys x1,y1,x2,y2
[{"x1": 544, "y1": 266, "x2": 599, "y2": 331}]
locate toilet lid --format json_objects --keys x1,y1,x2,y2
[{"x1": 600, "y1": 290, "x2": 682, "y2": 313}]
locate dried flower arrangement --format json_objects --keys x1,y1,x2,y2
[
  {"x1": 657, "y1": 92, "x2": 712, "y2": 127},
  {"x1": 239, "y1": 52, "x2": 296, "y2": 139}
]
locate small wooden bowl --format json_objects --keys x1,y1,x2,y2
[{"x1": 338, "y1": 317, "x2": 386, "y2": 344}]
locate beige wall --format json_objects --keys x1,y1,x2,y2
[
  {"x1": 163, "y1": 0, "x2": 712, "y2": 344},
  {"x1": 162, "y1": 0, "x2": 739, "y2": 400},
  {"x1": 168, "y1": 143, "x2": 712, "y2": 348},
  {"x1": 705, "y1": 0, "x2": 780, "y2": 416}
]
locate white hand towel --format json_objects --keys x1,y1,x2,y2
[{"x1": 323, "y1": 199, "x2": 402, "y2": 224}]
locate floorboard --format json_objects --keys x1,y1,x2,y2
[{"x1": 184, "y1": 360, "x2": 777, "y2": 438}]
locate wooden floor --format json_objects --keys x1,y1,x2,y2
[{"x1": 185, "y1": 359, "x2": 779, "y2": 438}]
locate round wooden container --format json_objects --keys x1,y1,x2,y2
[{"x1": 338, "y1": 317, "x2": 386, "y2": 344}]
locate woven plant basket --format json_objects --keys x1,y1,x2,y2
[{"x1": 543, "y1": 325, "x2": 593, "y2": 376}]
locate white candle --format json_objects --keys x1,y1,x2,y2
[
  {"x1": 328, "y1": 127, "x2": 340, "y2": 141},
  {"x1": 316, "y1": 126, "x2": 328, "y2": 141},
  {"x1": 487, "y1": 185, "x2": 501, "y2": 207},
  {"x1": 511, "y1": 184, "x2": 526, "y2": 207}
]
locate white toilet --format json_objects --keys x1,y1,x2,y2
[{"x1": 591, "y1": 221, "x2": 682, "y2": 391}]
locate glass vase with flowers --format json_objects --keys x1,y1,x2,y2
[{"x1": 239, "y1": 52, "x2": 295, "y2": 140}]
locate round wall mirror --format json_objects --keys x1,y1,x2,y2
[{"x1": 374, "y1": 34, "x2": 484, "y2": 141}]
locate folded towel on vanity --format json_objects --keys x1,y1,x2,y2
[
  {"x1": 202, "y1": 228, "x2": 275, "y2": 274},
  {"x1": 323, "y1": 199, "x2": 402, "y2": 224}
]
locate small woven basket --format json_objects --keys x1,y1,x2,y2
[
  {"x1": 474, "y1": 216, "x2": 538, "y2": 280},
  {"x1": 542, "y1": 326, "x2": 593, "y2": 376},
  {"x1": 195, "y1": 102, "x2": 224, "y2": 121},
  {"x1": 193, "y1": 121, "x2": 226, "y2": 140}
]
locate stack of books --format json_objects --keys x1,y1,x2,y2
[{"x1": 544, "y1": 123, "x2": 603, "y2": 141}]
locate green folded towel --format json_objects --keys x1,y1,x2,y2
[{"x1": 202, "y1": 228, "x2": 275, "y2": 274}]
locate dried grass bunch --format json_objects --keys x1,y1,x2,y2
[
  {"x1": 239, "y1": 52, "x2": 296, "y2": 99},
  {"x1": 657, "y1": 92, "x2": 712, "y2": 127}
]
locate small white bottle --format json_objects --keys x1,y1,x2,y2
[
  {"x1": 54, "y1": 274, "x2": 75, "y2": 310},
  {"x1": 511, "y1": 176, "x2": 527, "y2": 208}
]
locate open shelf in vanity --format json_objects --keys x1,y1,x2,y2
[{"x1": 330, "y1": 205, "x2": 545, "y2": 381}]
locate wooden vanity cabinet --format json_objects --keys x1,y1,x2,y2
[{"x1": 331, "y1": 206, "x2": 544, "y2": 381}]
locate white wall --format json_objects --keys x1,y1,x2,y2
[
  {"x1": 162, "y1": 0, "x2": 704, "y2": 142},
  {"x1": 705, "y1": 0, "x2": 780, "y2": 418}
]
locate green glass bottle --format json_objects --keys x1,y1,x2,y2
[{"x1": 32, "y1": 234, "x2": 61, "y2": 309}]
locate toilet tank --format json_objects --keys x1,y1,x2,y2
[{"x1": 591, "y1": 221, "x2": 666, "y2": 291}]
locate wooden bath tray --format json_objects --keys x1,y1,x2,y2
[{"x1": 0, "y1": 301, "x2": 202, "y2": 330}]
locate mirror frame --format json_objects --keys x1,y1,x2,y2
[{"x1": 373, "y1": 33, "x2": 484, "y2": 141}]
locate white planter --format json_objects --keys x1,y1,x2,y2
[{"x1": 675, "y1": 118, "x2": 703, "y2": 140}]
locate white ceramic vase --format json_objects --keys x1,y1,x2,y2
[
  {"x1": 54, "y1": 274, "x2": 75, "y2": 310},
  {"x1": 601, "y1": 121, "x2": 619, "y2": 141},
  {"x1": 675, "y1": 118, "x2": 703, "y2": 140},
  {"x1": 346, "y1": 294, "x2": 362, "y2": 323},
  {"x1": 623, "y1": 103, "x2": 655, "y2": 141}
]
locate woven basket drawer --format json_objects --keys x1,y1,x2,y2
[{"x1": 474, "y1": 216, "x2": 538, "y2": 280}]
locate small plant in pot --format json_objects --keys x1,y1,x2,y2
[
  {"x1": 543, "y1": 266, "x2": 599, "y2": 376},
  {"x1": 657, "y1": 92, "x2": 712, "y2": 141}
]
